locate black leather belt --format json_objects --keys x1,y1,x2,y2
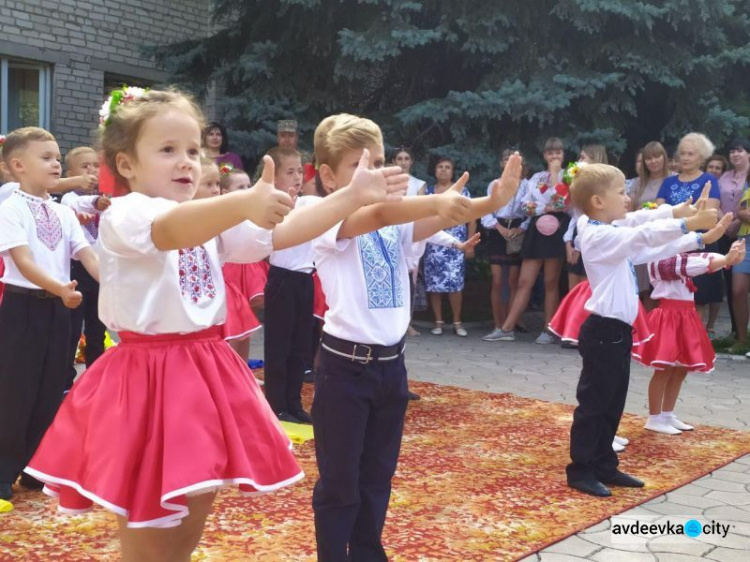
[
  {"x1": 321, "y1": 333, "x2": 405, "y2": 365},
  {"x1": 4, "y1": 284, "x2": 57, "y2": 299}
]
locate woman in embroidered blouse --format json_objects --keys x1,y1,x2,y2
[
  {"x1": 656, "y1": 132, "x2": 722, "y2": 332},
  {"x1": 202, "y1": 122, "x2": 244, "y2": 170},
  {"x1": 495, "y1": 137, "x2": 569, "y2": 344},
  {"x1": 419, "y1": 156, "x2": 475, "y2": 337},
  {"x1": 719, "y1": 138, "x2": 750, "y2": 339}
]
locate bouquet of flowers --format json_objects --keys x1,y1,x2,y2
[
  {"x1": 522, "y1": 200, "x2": 538, "y2": 216},
  {"x1": 550, "y1": 183, "x2": 569, "y2": 210},
  {"x1": 641, "y1": 201, "x2": 659, "y2": 210}
]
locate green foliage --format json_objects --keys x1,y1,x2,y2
[{"x1": 153, "y1": 0, "x2": 750, "y2": 191}]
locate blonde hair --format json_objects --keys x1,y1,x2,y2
[
  {"x1": 314, "y1": 113, "x2": 383, "y2": 170},
  {"x1": 581, "y1": 144, "x2": 608, "y2": 164},
  {"x1": 266, "y1": 146, "x2": 301, "y2": 170},
  {"x1": 678, "y1": 132, "x2": 715, "y2": 162},
  {"x1": 2, "y1": 127, "x2": 56, "y2": 164},
  {"x1": 570, "y1": 163, "x2": 625, "y2": 213},
  {"x1": 100, "y1": 88, "x2": 205, "y2": 187},
  {"x1": 65, "y1": 146, "x2": 96, "y2": 169}
]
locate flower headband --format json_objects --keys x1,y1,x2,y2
[
  {"x1": 563, "y1": 161, "x2": 587, "y2": 185},
  {"x1": 219, "y1": 163, "x2": 235, "y2": 176},
  {"x1": 99, "y1": 86, "x2": 148, "y2": 129},
  {"x1": 0, "y1": 135, "x2": 5, "y2": 147}
]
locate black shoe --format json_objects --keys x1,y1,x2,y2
[
  {"x1": 568, "y1": 478, "x2": 612, "y2": 497},
  {"x1": 291, "y1": 409, "x2": 313, "y2": 424},
  {"x1": 19, "y1": 473, "x2": 44, "y2": 490},
  {"x1": 303, "y1": 369, "x2": 316, "y2": 383},
  {"x1": 408, "y1": 391, "x2": 421, "y2": 401},
  {"x1": 561, "y1": 341, "x2": 578, "y2": 349},
  {"x1": 277, "y1": 411, "x2": 302, "y2": 424},
  {"x1": 599, "y1": 471, "x2": 645, "y2": 488},
  {"x1": 0, "y1": 483, "x2": 12, "y2": 500}
]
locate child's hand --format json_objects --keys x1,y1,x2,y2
[
  {"x1": 489, "y1": 153, "x2": 522, "y2": 207},
  {"x1": 726, "y1": 238, "x2": 746, "y2": 266},
  {"x1": 349, "y1": 149, "x2": 408, "y2": 205},
  {"x1": 76, "y1": 212, "x2": 95, "y2": 226},
  {"x1": 672, "y1": 199, "x2": 696, "y2": 219},
  {"x1": 96, "y1": 195, "x2": 111, "y2": 212},
  {"x1": 59, "y1": 280, "x2": 83, "y2": 309},
  {"x1": 457, "y1": 232, "x2": 481, "y2": 254},
  {"x1": 245, "y1": 156, "x2": 294, "y2": 229},
  {"x1": 436, "y1": 172, "x2": 472, "y2": 223},
  {"x1": 77, "y1": 174, "x2": 98, "y2": 193},
  {"x1": 701, "y1": 213, "x2": 732, "y2": 244},
  {"x1": 685, "y1": 206, "x2": 719, "y2": 232}
]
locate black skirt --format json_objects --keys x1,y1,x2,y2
[
  {"x1": 486, "y1": 218, "x2": 524, "y2": 266},
  {"x1": 520, "y1": 213, "x2": 570, "y2": 260}
]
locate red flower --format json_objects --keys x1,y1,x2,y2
[
  {"x1": 555, "y1": 183, "x2": 569, "y2": 197},
  {"x1": 539, "y1": 183, "x2": 549, "y2": 194}
]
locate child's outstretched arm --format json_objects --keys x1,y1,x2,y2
[
  {"x1": 75, "y1": 246, "x2": 100, "y2": 283},
  {"x1": 272, "y1": 149, "x2": 408, "y2": 250},
  {"x1": 152, "y1": 156, "x2": 294, "y2": 251},
  {"x1": 8, "y1": 246, "x2": 82, "y2": 308}
]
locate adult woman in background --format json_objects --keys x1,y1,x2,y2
[
  {"x1": 203, "y1": 122, "x2": 244, "y2": 170},
  {"x1": 656, "y1": 133, "x2": 722, "y2": 329}
]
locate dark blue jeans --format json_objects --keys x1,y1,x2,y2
[{"x1": 312, "y1": 344, "x2": 409, "y2": 561}]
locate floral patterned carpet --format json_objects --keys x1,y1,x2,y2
[{"x1": 2, "y1": 378, "x2": 749, "y2": 561}]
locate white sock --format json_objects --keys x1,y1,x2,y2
[
  {"x1": 648, "y1": 414, "x2": 662, "y2": 423},
  {"x1": 661, "y1": 411, "x2": 675, "y2": 420}
]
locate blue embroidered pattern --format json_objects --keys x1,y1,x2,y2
[
  {"x1": 588, "y1": 219, "x2": 638, "y2": 294},
  {"x1": 357, "y1": 226, "x2": 403, "y2": 309}
]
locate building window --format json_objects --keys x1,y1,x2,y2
[{"x1": 0, "y1": 58, "x2": 51, "y2": 133}]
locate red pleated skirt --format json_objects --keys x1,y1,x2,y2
[
  {"x1": 632, "y1": 299, "x2": 715, "y2": 373},
  {"x1": 312, "y1": 271, "x2": 328, "y2": 320},
  {"x1": 222, "y1": 261, "x2": 269, "y2": 303},
  {"x1": 26, "y1": 326, "x2": 303, "y2": 528},
  {"x1": 548, "y1": 281, "x2": 653, "y2": 345},
  {"x1": 221, "y1": 279, "x2": 261, "y2": 341}
]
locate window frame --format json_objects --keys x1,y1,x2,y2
[{"x1": 0, "y1": 57, "x2": 51, "y2": 133}]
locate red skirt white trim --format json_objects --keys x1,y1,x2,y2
[
  {"x1": 632, "y1": 299, "x2": 715, "y2": 373},
  {"x1": 548, "y1": 281, "x2": 653, "y2": 345},
  {"x1": 312, "y1": 271, "x2": 328, "y2": 320},
  {"x1": 26, "y1": 326, "x2": 303, "y2": 528},
  {"x1": 221, "y1": 279, "x2": 261, "y2": 341},
  {"x1": 222, "y1": 261, "x2": 269, "y2": 303}
]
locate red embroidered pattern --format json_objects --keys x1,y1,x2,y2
[
  {"x1": 178, "y1": 246, "x2": 217, "y2": 303},
  {"x1": 26, "y1": 200, "x2": 63, "y2": 251}
]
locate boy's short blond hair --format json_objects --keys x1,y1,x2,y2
[
  {"x1": 266, "y1": 146, "x2": 301, "y2": 172},
  {"x1": 2, "y1": 127, "x2": 56, "y2": 164},
  {"x1": 65, "y1": 146, "x2": 96, "y2": 169},
  {"x1": 314, "y1": 114, "x2": 383, "y2": 170},
  {"x1": 570, "y1": 163, "x2": 625, "y2": 213}
]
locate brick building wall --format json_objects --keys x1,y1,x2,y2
[{"x1": 0, "y1": 0, "x2": 210, "y2": 153}]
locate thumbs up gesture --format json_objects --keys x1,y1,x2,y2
[
  {"x1": 244, "y1": 156, "x2": 294, "y2": 229},
  {"x1": 435, "y1": 172, "x2": 472, "y2": 223},
  {"x1": 60, "y1": 280, "x2": 83, "y2": 309},
  {"x1": 349, "y1": 149, "x2": 409, "y2": 205}
]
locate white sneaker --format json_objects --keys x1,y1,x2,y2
[
  {"x1": 645, "y1": 418, "x2": 682, "y2": 435},
  {"x1": 613, "y1": 435, "x2": 629, "y2": 446},
  {"x1": 612, "y1": 440, "x2": 625, "y2": 452},
  {"x1": 496, "y1": 329, "x2": 516, "y2": 342},
  {"x1": 535, "y1": 331, "x2": 556, "y2": 345},
  {"x1": 664, "y1": 416, "x2": 694, "y2": 431},
  {"x1": 482, "y1": 328, "x2": 506, "y2": 342}
]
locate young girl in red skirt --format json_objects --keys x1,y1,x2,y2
[
  {"x1": 25, "y1": 87, "x2": 401, "y2": 561},
  {"x1": 636, "y1": 237, "x2": 745, "y2": 435}
]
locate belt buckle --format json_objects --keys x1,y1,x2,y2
[{"x1": 352, "y1": 344, "x2": 373, "y2": 364}]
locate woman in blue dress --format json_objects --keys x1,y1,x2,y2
[
  {"x1": 656, "y1": 132, "x2": 723, "y2": 324},
  {"x1": 421, "y1": 157, "x2": 475, "y2": 336}
]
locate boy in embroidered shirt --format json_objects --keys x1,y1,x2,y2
[
  {"x1": 565, "y1": 163, "x2": 722, "y2": 498},
  {"x1": 60, "y1": 147, "x2": 111, "y2": 388},
  {"x1": 0, "y1": 127, "x2": 98, "y2": 501},
  {"x1": 310, "y1": 113, "x2": 523, "y2": 560}
]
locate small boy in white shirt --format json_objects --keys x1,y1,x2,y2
[
  {"x1": 565, "y1": 163, "x2": 720, "y2": 498},
  {"x1": 0, "y1": 128, "x2": 98, "y2": 501},
  {"x1": 60, "y1": 147, "x2": 111, "y2": 387}
]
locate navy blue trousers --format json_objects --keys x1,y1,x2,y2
[{"x1": 312, "y1": 345, "x2": 409, "y2": 561}]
